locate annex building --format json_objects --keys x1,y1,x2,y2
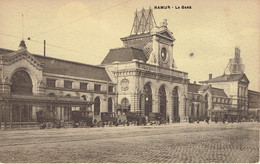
[{"x1": 0, "y1": 9, "x2": 259, "y2": 128}]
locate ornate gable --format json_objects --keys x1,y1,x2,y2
[
  {"x1": 156, "y1": 30, "x2": 175, "y2": 41},
  {"x1": 2, "y1": 49, "x2": 43, "y2": 70}
]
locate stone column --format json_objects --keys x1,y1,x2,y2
[
  {"x1": 152, "y1": 89, "x2": 159, "y2": 113},
  {"x1": 166, "y1": 90, "x2": 173, "y2": 123},
  {"x1": 130, "y1": 91, "x2": 139, "y2": 112}
]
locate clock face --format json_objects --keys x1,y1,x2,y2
[{"x1": 161, "y1": 47, "x2": 167, "y2": 62}]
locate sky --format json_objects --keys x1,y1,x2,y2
[{"x1": 0, "y1": 0, "x2": 259, "y2": 91}]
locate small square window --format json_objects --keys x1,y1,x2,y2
[
  {"x1": 108, "y1": 86, "x2": 114, "y2": 93},
  {"x1": 94, "y1": 84, "x2": 101, "y2": 91},
  {"x1": 80, "y1": 82, "x2": 88, "y2": 90},
  {"x1": 64, "y1": 80, "x2": 73, "y2": 89},
  {"x1": 46, "y1": 78, "x2": 56, "y2": 88}
]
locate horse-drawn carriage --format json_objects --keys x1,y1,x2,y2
[
  {"x1": 71, "y1": 110, "x2": 94, "y2": 127},
  {"x1": 101, "y1": 112, "x2": 120, "y2": 126},
  {"x1": 126, "y1": 112, "x2": 146, "y2": 126},
  {"x1": 148, "y1": 112, "x2": 164, "y2": 125}
]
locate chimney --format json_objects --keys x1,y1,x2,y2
[
  {"x1": 193, "y1": 81, "x2": 196, "y2": 84},
  {"x1": 209, "y1": 73, "x2": 212, "y2": 80},
  {"x1": 18, "y1": 40, "x2": 27, "y2": 50}
]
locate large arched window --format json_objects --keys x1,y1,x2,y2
[
  {"x1": 11, "y1": 70, "x2": 33, "y2": 95},
  {"x1": 108, "y1": 98, "x2": 113, "y2": 113},
  {"x1": 94, "y1": 97, "x2": 100, "y2": 115}
]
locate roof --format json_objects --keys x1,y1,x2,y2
[
  {"x1": 34, "y1": 55, "x2": 111, "y2": 81},
  {"x1": 188, "y1": 83, "x2": 227, "y2": 97},
  {"x1": 200, "y1": 73, "x2": 249, "y2": 83},
  {"x1": 101, "y1": 47, "x2": 148, "y2": 65},
  {"x1": 188, "y1": 83, "x2": 201, "y2": 93},
  {"x1": 0, "y1": 48, "x2": 14, "y2": 56},
  {"x1": 0, "y1": 48, "x2": 111, "y2": 82}
]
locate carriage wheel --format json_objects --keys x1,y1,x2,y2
[
  {"x1": 46, "y1": 122, "x2": 54, "y2": 129},
  {"x1": 63, "y1": 122, "x2": 69, "y2": 128},
  {"x1": 80, "y1": 121, "x2": 87, "y2": 128}
]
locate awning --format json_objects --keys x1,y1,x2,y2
[{"x1": 2, "y1": 94, "x2": 94, "y2": 106}]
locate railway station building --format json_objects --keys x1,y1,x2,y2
[{"x1": 0, "y1": 9, "x2": 259, "y2": 128}]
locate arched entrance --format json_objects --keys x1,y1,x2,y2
[
  {"x1": 94, "y1": 97, "x2": 100, "y2": 116},
  {"x1": 108, "y1": 98, "x2": 113, "y2": 113},
  {"x1": 121, "y1": 98, "x2": 129, "y2": 114},
  {"x1": 144, "y1": 83, "x2": 152, "y2": 116},
  {"x1": 159, "y1": 85, "x2": 167, "y2": 120},
  {"x1": 10, "y1": 70, "x2": 33, "y2": 122},
  {"x1": 11, "y1": 70, "x2": 33, "y2": 95},
  {"x1": 172, "y1": 87, "x2": 179, "y2": 121}
]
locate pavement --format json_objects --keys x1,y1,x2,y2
[{"x1": 0, "y1": 122, "x2": 259, "y2": 163}]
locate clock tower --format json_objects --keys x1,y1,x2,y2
[{"x1": 120, "y1": 8, "x2": 175, "y2": 69}]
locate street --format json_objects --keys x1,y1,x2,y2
[{"x1": 0, "y1": 122, "x2": 259, "y2": 163}]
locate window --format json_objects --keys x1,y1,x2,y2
[
  {"x1": 94, "y1": 84, "x2": 101, "y2": 91},
  {"x1": 64, "y1": 80, "x2": 73, "y2": 89},
  {"x1": 80, "y1": 82, "x2": 88, "y2": 90},
  {"x1": 47, "y1": 78, "x2": 56, "y2": 88},
  {"x1": 108, "y1": 86, "x2": 114, "y2": 93}
]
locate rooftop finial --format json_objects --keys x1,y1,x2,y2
[{"x1": 19, "y1": 40, "x2": 27, "y2": 50}]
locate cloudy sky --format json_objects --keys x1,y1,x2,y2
[{"x1": 0, "y1": 0, "x2": 259, "y2": 90}]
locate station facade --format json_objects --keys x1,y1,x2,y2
[{"x1": 0, "y1": 9, "x2": 259, "y2": 128}]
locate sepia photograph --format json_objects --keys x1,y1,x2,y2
[{"x1": 0, "y1": 0, "x2": 259, "y2": 163}]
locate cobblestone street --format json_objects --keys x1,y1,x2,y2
[{"x1": 0, "y1": 122, "x2": 259, "y2": 163}]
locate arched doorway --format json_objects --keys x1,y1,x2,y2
[
  {"x1": 94, "y1": 97, "x2": 100, "y2": 116},
  {"x1": 172, "y1": 87, "x2": 179, "y2": 120},
  {"x1": 121, "y1": 98, "x2": 129, "y2": 114},
  {"x1": 144, "y1": 83, "x2": 152, "y2": 116},
  {"x1": 108, "y1": 98, "x2": 113, "y2": 113},
  {"x1": 159, "y1": 85, "x2": 167, "y2": 120},
  {"x1": 11, "y1": 70, "x2": 33, "y2": 122},
  {"x1": 11, "y1": 70, "x2": 33, "y2": 95}
]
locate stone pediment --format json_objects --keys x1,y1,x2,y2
[
  {"x1": 2, "y1": 49, "x2": 43, "y2": 70},
  {"x1": 156, "y1": 30, "x2": 175, "y2": 41}
]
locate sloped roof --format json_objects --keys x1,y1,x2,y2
[
  {"x1": 0, "y1": 48, "x2": 111, "y2": 82},
  {"x1": 188, "y1": 83, "x2": 227, "y2": 97},
  {"x1": 200, "y1": 73, "x2": 249, "y2": 83},
  {"x1": 210, "y1": 88, "x2": 228, "y2": 97},
  {"x1": 34, "y1": 55, "x2": 111, "y2": 81},
  {"x1": 101, "y1": 47, "x2": 148, "y2": 65},
  {"x1": 0, "y1": 48, "x2": 14, "y2": 56},
  {"x1": 188, "y1": 83, "x2": 201, "y2": 93}
]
